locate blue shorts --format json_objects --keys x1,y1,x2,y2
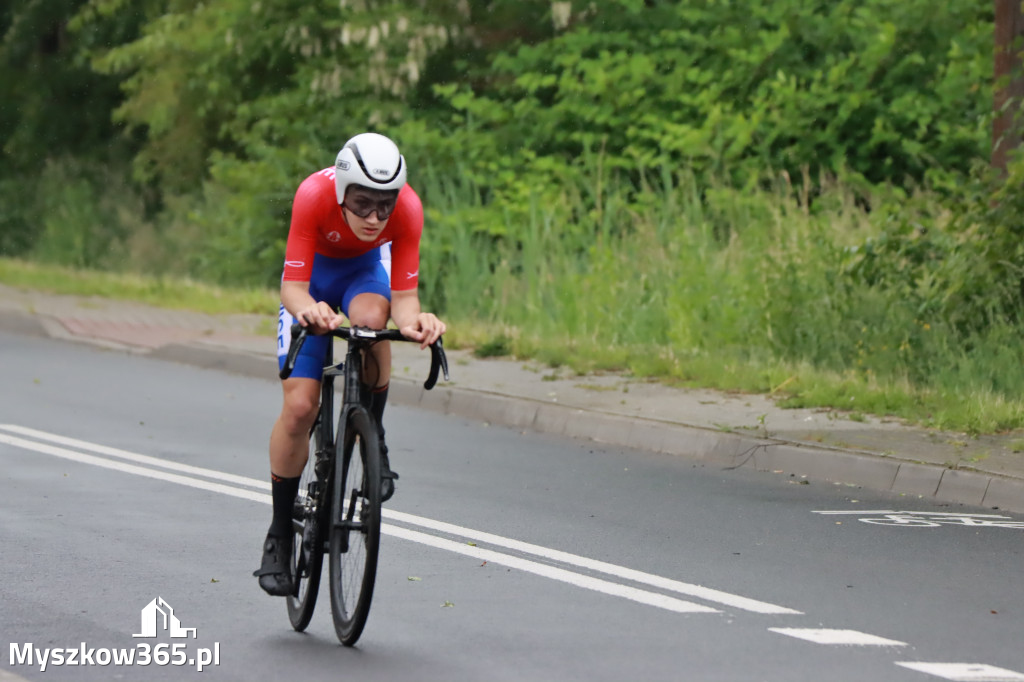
[{"x1": 277, "y1": 250, "x2": 391, "y2": 380}]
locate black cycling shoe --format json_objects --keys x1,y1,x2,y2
[
  {"x1": 253, "y1": 534, "x2": 293, "y2": 597},
  {"x1": 380, "y1": 442, "x2": 399, "y2": 503}
]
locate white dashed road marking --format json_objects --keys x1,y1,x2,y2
[
  {"x1": 895, "y1": 662, "x2": 1024, "y2": 681},
  {"x1": 768, "y1": 628, "x2": 906, "y2": 646}
]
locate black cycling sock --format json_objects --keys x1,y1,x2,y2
[
  {"x1": 269, "y1": 473, "x2": 300, "y2": 539},
  {"x1": 369, "y1": 383, "x2": 389, "y2": 440}
]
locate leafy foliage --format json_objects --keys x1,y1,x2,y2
[
  {"x1": 0, "y1": 0, "x2": 140, "y2": 252},
  {"x1": 423, "y1": 0, "x2": 991, "y2": 194},
  {"x1": 5, "y1": 0, "x2": 1024, "y2": 425}
]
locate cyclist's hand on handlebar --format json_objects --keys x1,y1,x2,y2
[
  {"x1": 400, "y1": 312, "x2": 446, "y2": 349},
  {"x1": 296, "y1": 301, "x2": 342, "y2": 334}
]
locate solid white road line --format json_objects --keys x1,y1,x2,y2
[
  {"x1": 768, "y1": 628, "x2": 906, "y2": 646},
  {"x1": 384, "y1": 508, "x2": 800, "y2": 615},
  {"x1": 0, "y1": 423, "x2": 800, "y2": 615},
  {"x1": 895, "y1": 662, "x2": 1024, "y2": 681},
  {"x1": 0, "y1": 429, "x2": 713, "y2": 615},
  {"x1": 0, "y1": 432, "x2": 268, "y2": 504},
  {"x1": 0, "y1": 423, "x2": 268, "y2": 490},
  {"x1": 386, "y1": 525, "x2": 716, "y2": 614}
]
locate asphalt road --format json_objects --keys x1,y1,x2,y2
[{"x1": 1, "y1": 331, "x2": 1023, "y2": 682}]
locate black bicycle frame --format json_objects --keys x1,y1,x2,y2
[
  {"x1": 329, "y1": 337, "x2": 376, "y2": 554},
  {"x1": 284, "y1": 323, "x2": 448, "y2": 552},
  {"x1": 282, "y1": 322, "x2": 449, "y2": 554}
]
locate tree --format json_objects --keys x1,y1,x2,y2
[
  {"x1": 992, "y1": 0, "x2": 1024, "y2": 171},
  {"x1": 0, "y1": 0, "x2": 140, "y2": 255}
]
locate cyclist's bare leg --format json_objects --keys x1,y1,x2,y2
[
  {"x1": 269, "y1": 377, "x2": 320, "y2": 477},
  {"x1": 257, "y1": 377, "x2": 319, "y2": 596}
]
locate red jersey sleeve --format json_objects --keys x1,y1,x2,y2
[
  {"x1": 389, "y1": 185, "x2": 424, "y2": 291},
  {"x1": 282, "y1": 172, "x2": 333, "y2": 282}
]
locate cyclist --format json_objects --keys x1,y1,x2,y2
[{"x1": 255, "y1": 132, "x2": 446, "y2": 597}]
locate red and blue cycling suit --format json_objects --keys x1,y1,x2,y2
[{"x1": 277, "y1": 167, "x2": 423, "y2": 379}]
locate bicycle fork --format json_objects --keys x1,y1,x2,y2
[{"x1": 330, "y1": 345, "x2": 374, "y2": 555}]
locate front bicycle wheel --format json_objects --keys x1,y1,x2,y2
[
  {"x1": 329, "y1": 407, "x2": 382, "y2": 646},
  {"x1": 287, "y1": 419, "x2": 326, "y2": 631}
]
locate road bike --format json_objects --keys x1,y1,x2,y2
[{"x1": 279, "y1": 323, "x2": 448, "y2": 646}]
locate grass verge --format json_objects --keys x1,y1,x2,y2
[
  {"x1": 4, "y1": 256, "x2": 1024, "y2": 435},
  {"x1": 0, "y1": 258, "x2": 278, "y2": 315}
]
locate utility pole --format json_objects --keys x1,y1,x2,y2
[{"x1": 993, "y1": 0, "x2": 1024, "y2": 171}]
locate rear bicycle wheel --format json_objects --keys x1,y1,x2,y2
[
  {"x1": 329, "y1": 407, "x2": 382, "y2": 646},
  {"x1": 287, "y1": 418, "x2": 327, "y2": 631}
]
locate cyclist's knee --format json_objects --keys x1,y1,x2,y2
[
  {"x1": 281, "y1": 402, "x2": 316, "y2": 436},
  {"x1": 348, "y1": 293, "x2": 390, "y2": 329},
  {"x1": 281, "y1": 385, "x2": 318, "y2": 434}
]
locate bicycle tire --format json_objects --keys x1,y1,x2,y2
[
  {"x1": 329, "y1": 406, "x2": 382, "y2": 646},
  {"x1": 287, "y1": 421, "x2": 326, "y2": 631}
]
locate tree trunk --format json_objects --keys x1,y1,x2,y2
[{"x1": 993, "y1": 0, "x2": 1024, "y2": 171}]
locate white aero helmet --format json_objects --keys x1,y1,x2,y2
[{"x1": 334, "y1": 132, "x2": 407, "y2": 204}]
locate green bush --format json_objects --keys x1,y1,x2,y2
[
  {"x1": 6, "y1": 0, "x2": 1024, "y2": 431},
  {"x1": 25, "y1": 159, "x2": 145, "y2": 270},
  {"x1": 422, "y1": 0, "x2": 991, "y2": 192}
]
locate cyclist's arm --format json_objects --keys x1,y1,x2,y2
[
  {"x1": 391, "y1": 289, "x2": 445, "y2": 349},
  {"x1": 281, "y1": 174, "x2": 342, "y2": 332},
  {"x1": 387, "y1": 186, "x2": 442, "y2": 346},
  {"x1": 281, "y1": 280, "x2": 342, "y2": 332}
]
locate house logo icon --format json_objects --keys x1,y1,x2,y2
[{"x1": 132, "y1": 597, "x2": 197, "y2": 639}]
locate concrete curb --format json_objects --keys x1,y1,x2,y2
[{"x1": 4, "y1": 310, "x2": 1023, "y2": 514}]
